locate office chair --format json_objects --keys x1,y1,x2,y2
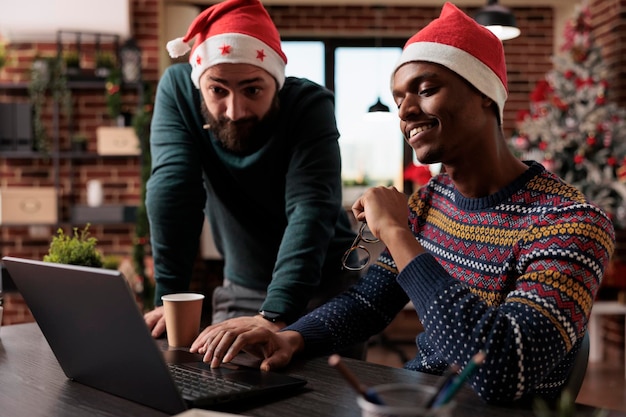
[{"x1": 563, "y1": 331, "x2": 590, "y2": 398}]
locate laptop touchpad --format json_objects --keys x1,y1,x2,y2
[
  {"x1": 162, "y1": 349, "x2": 263, "y2": 369},
  {"x1": 162, "y1": 349, "x2": 204, "y2": 364}
]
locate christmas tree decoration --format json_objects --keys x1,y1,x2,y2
[{"x1": 511, "y1": 3, "x2": 626, "y2": 228}]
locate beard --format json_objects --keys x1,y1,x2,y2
[{"x1": 201, "y1": 95, "x2": 280, "y2": 155}]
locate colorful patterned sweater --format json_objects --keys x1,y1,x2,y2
[{"x1": 285, "y1": 161, "x2": 615, "y2": 404}]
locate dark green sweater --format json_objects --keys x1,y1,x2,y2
[{"x1": 146, "y1": 63, "x2": 355, "y2": 321}]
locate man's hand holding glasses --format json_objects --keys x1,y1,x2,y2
[
  {"x1": 341, "y1": 222, "x2": 380, "y2": 271},
  {"x1": 346, "y1": 185, "x2": 423, "y2": 273}
]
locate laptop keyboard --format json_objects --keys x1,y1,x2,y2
[{"x1": 168, "y1": 364, "x2": 253, "y2": 400}]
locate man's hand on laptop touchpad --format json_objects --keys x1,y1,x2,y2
[{"x1": 229, "y1": 351, "x2": 263, "y2": 369}]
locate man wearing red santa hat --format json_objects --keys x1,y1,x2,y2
[
  {"x1": 144, "y1": 0, "x2": 360, "y2": 356},
  {"x1": 195, "y1": 2, "x2": 615, "y2": 406}
]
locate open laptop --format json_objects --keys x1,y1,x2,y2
[{"x1": 2, "y1": 256, "x2": 307, "y2": 415}]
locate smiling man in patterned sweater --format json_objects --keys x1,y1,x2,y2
[{"x1": 193, "y1": 2, "x2": 616, "y2": 405}]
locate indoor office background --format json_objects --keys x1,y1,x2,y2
[{"x1": 0, "y1": 0, "x2": 625, "y2": 412}]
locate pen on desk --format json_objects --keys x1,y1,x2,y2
[
  {"x1": 328, "y1": 354, "x2": 385, "y2": 405},
  {"x1": 431, "y1": 350, "x2": 486, "y2": 409},
  {"x1": 425, "y1": 363, "x2": 460, "y2": 409}
]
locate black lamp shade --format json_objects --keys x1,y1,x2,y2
[
  {"x1": 368, "y1": 98, "x2": 390, "y2": 113},
  {"x1": 474, "y1": 1, "x2": 521, "y2": 41}
]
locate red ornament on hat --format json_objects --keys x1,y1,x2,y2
[{"x1": 166, "y1": 0, "x2": 288, "y2": 89}]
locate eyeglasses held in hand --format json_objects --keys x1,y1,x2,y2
[{"x1": 341, "y1": 222, "x2": 380, "y2": 271}]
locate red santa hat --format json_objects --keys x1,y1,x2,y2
[
  {"x1": 167, "y1": 0, "x2": 287, "y2": 89},
  {"x1": 393, "y1": 2, "x2": 508, "y2": 123}
]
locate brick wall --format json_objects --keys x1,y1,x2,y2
[
  {"x1": 0, "y1": 0, "x2": 159, "y2": 262},
  {"x1": 266, "y1": 4, "x2": 554, "y2": 137},
  {"x1": 0, "y1": 0, "x2": 160, "y2": 325},
  {"x1": 2, "y1": 292, "x2": 32, "y2": 325},
  {"x1": 591, "y1": 0, "x2": 626, "y2": 108}
]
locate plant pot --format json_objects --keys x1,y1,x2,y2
[
  {"x1": 32, "y1": 59, "x2": 50, "y2": 85},
  {"x1": 95, "y1": 67, "x2": 111, "y2": 78},
  {"x1": 71, "y1": 141, "x2": 88, "y2": 152},
  {"x1": 65, "y1": 66, "x2": 81, "y2": 78}
]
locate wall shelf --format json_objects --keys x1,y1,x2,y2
[
  {"x1": 0, "y1": 82, "x2": 29, "y2": 91},
  {"x1": 0, "y1": 30, "x2": 143, "y2": 232},
  {"x1": 71, "y1": 205, "x2": 137, "y2": 225},
  {"x1": 0, "y1": 151, "x2": 140, "y2": 160}
]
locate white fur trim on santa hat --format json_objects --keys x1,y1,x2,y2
[
  {"x1": 394, "y1": 41, "x2": 507, "y2": 123},
  {"x1": 167, "y1": 37, "x2": 191, "y2": 58},
  {"x1": 189, "y1": 33, "x2": 286, "y2": 89}
]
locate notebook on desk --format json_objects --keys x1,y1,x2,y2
[{"x1": 2, "y1": 256, "x2": 307, "y2": 415}]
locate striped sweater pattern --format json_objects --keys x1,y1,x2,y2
[{"x1": 285, "y1": 161, "x2": 615, "y2": 404}]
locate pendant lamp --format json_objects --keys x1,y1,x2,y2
[
  {"x1": 368, "y1": 98, "x2": 390, "y2": 113},
  {"x1": 367, "y1": 6, "x2": 391, "y2": 115},
  {"x1": 474, "y1": 0, "x2": 521, "y2": 41}
]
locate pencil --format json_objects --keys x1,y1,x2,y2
[
  {"x1": 425, "y1": 364, "x2": 460, "y2": 408},
  {"x1": 431, "y1": 350, "x2": 486, "y2": 408},
  {"x1": 328, "y1": 354, "x2": 385, "y2": 405}
]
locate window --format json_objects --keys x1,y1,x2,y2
[
  {"x1": 282, "y1": 40, "x2": 406, "y2": 189},
  {"x1": 282, "y1": 41, "x2": 325, "y2": 85},
  {"x1": 335, "y1": 47, "x2": 402, "y2": 187}
]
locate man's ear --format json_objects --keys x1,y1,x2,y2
[{"x1": 480, "y1": 94, "x2": 501, "y2": 125}]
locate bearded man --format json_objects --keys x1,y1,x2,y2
[{"x1": 144, "y1": 0, "x2": 358, "y2": 347}]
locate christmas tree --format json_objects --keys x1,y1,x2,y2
[{"x1": 511, "y1": 3, "x2": 626, "y2": 228}]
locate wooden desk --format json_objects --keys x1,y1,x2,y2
[{"x1": 0, "y1": 323, "x2": 622, "y2": 417}]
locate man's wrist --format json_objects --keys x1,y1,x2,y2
[
  {"x1": 258, "y1": 310, "x2": 286, "y2": 323},
  {"x1": 280, "y1": 330, "x2": 305, "y2": 353}
]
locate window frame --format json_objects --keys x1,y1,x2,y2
[{"x1": 282, "y1": 37, "x2": 414, "y2": 189}]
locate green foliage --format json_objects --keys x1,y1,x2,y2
[
  {"x1": 28, "y1": 55, "x2": 72, "y2": 154},
  {"x1": 29, "y1": 57, "x2": 53, "y2": 153},
  {"x1": 105, "y1": 68, "x2": 122, "y2": 119},
  {"x1": 43, "y1": 224, "x2": 103, "y2": 268},
  {"x1": 102, "y1": 255, "x2": 121, "y2": 270},
  {"x1": 0, "y1": 40, "x2": 7, "y2": 70},
  {"x1": 71, "y1": 133, "x2": 88, "y2": 143},
  {"x1": 95, "y1": 51, "x2": 116, "y2": 69},
  {"x1": 533, "y1": 390, "x2": 608, "y2": 417},
  {"x1": 63, "y1": 51, "x2": 80, "y2": 68},
  {"x1": 132, "y1": 81, "x2": 155, "y2": 310},
  {"x1": 343, "y1": 177, "x2": 370, "y2": 186}
]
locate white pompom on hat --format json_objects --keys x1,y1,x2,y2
[
  {"x1": 393, "y1": 2, "x2": 508, "y2": 123},
  {"x1": 166, "y1": 0, "x2": 288, "y2": 89}
]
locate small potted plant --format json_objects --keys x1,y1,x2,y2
[
  {"x1": 0, "y1": 39, "x2": 8, "y2": 70},
  {"x1": 63, "y1": 51, "x2": 81, "y2": 77},
  {"x1": 70, "y1": 133, "x2": 89, "y2": 153},
  {"x1": 95, "y1": 51, "x2": 116, "y2": 78},
  {"x1": 43, "y1": 224, "x2": 103, "y2": 267},
  {"x1": 29, "y1": 56, "x2": 73, "y2": 154}
]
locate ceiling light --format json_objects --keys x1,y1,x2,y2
[
  {"x1": 368, "y1": 98, "x2": 390, "y2": 113},
  {"x1": 474, "y1": 0, "x2": 521, "y2": 41}
]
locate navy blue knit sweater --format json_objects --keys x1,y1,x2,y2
[{"x1": 285, "y1": 161, "x2": 615, "y2": 404}]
